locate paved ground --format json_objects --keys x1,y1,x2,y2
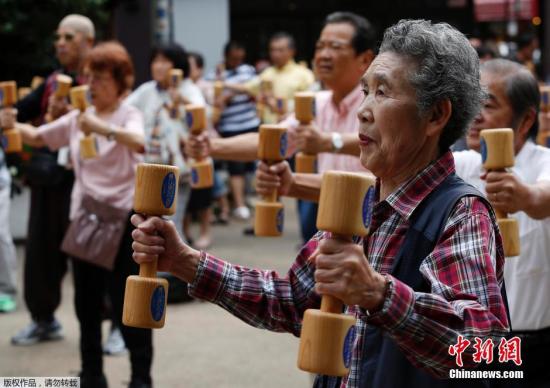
[{"x1": 0, "y1": 196, "x2": 313, "y2": 388}]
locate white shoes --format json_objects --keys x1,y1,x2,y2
[{"x1": 232, "y1": 206, "x2": 251, "y2": 221}]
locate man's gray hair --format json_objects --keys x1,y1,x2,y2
[{"x1": 379, "y1": 19, "x2": 484, "y2": 152}]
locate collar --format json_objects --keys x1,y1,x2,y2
[
  {"x1": 377, "y1": 150, "x2": 456, "y2": 221},
  {"x1": 273, "y1": 60, "x2": 296, "y2": 73}
]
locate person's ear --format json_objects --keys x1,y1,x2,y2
[{"x1": 426, "y1": 99, "x2": 452, "y2": 137}]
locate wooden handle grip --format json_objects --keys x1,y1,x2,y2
[{"x1": 320, "y1": 295, "x2": 343, "y2": 314}]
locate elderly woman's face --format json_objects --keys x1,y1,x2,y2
[
  {"x1": 357, "y1": 52, "x2": 430, "y2": 180},
  {"x1": 87, "y1": 69, "x2": 120, "y2": 110},
  {"x1": 151, "y1": 54, "x2": 174, "y2": 86}
]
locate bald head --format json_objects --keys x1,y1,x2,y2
[
  {"x1": 55, "y1": 14, "x2": 95, "y2": 72},
  {"x1": 59, "y1": 14, "x2": 95, "y2": 40}
]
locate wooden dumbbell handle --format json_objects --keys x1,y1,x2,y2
[
  {"x1": 320, "y1": 295, "x2": 342, "y2": 314},
  {"x1": 140, "y1": 259, "x2": 158, "y2": 278},
  {"x1": 488, "y1": 168, "x2": 507, "y2": 219}
]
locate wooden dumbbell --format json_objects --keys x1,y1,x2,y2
[
  {"x1": 70, "y1": 85, "x2": 97, "y2": 159},
  {"x1": 0, "y1": 81, "x2": 22, "y2": 153},
  {"x1": 186, "y1": 104, "x2": 213, "y2": 188},
  {"x1": 480, "y1": 128, "x2": 520, "y2": 257},
  {"x1": 46, "y1": 74, "x2": 73, "y2": 123},
  {"x1": 294, "y1": 91, "x2": 317, "y2": 173},
  {"x1": 538, "y1": 86, "x2": 550, "y2": 147},
  {"x1": 254, "y1": 124, "x2": 287, "y2": 236},
  {"x1": 54, "y1": 74, "x2": 73, "y2": 98},
  {"x1": 123, "y1": 163, "x2": 179, "y2": 329},
  {"x1": 298, "y1": 171, "x2": 376, "y2": 376},
  {"x1": 168, "y1": 69, "x2": 183, "y2": 119},
  {"x1": 539, "y1": 85, "x2": 550, "y2": 113},
  {"x1": 257, "y1": 79, "x2": 274, "y2": 118}
]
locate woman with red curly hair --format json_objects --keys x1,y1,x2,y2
[{"x1": 14, "y1": 41, "x2": 152, "y2": 388}]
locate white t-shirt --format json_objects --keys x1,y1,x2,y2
[
  {"x1": 125, "y1": 79, "x2": 205, "y2": 177},
  {"x1": 454, "y1": 141, "x2": 550, "y2": 330}
]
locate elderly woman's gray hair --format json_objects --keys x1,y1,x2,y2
[{"x1": 379, "y1": 19, "x2": 484, "y2": 152}]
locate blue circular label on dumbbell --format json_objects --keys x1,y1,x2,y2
[
  {"x1": 480, "y1": 138, "x2": 487, "y2": 163},
  {"x1": 311, "y1": 99, "x2": 316, "y2": 117},
  {"x1": 362, "y1": 186, "x2": 375, "y2": 229},
  {"x1": 186, "y1": 111, "x2": 193, "y2": 128},
  {"x1": 191, "y1": 168, "x2": 199, "y2": 185},
  {"x1": 546, "y1": 136, "x2": 550, "y2": 148},
  {"x1": 543, "y1": 91, "x2": 549, "y2": 105},
  {"x1": 0, "y1": 88, "x2": 4, "y2": 103},
  {"x1": 150, "y1": 286, "x2": 165, "y2": 321},
  {"x1": 280, "y1": 132, "x2": 288, "y2": 158},
  {"x1": 276, "y1": 208, "x2": 284, "y2": 233},
  {"x1": 161, "y1": 172, "x2": 176, "y2": 208},
  {"x1": 277, "y1": 98, "x2": 284, "y2": 110},
  {"x1": 0, "y1": 135, "x2": 7, "y2": 150},
  {"x1": 342, "y1": 326, "x2": 356, "y2": 368}
]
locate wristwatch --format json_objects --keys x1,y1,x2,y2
[
  {"x1": 331, "y1": 132, "x2": 343, "y2": 153},
  {"x1": 107, "y1": 123, "x2": 117, "y2": 141}
]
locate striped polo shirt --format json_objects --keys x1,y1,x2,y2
[{"x1": 210, "y1": 63, "x2": 261, "y2": 134}]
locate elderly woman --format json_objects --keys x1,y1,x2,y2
[
  {"x1": 130, "y1": 20, "x2": 510, "y2": 387},
  {"x1": 125, "y1": 43, "x2": 205, "y2": 245},
  {"x1": 15, "y1": 42, "x2": 152, "y2": 388}
]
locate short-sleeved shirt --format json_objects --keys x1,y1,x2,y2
[
  {"x1": 247, "y1": 61, "x2": 315, "y2": 123},
  {"x1": 454, "y1": 140, "x2": 550, "y2": 330},
  {"x1": 280, "y1": 84, "x2": 367, "y2": 174},
  {"x1": 207, "y1": 63, "x2": 261, "y2": 134},
  {"x1": 38, "y1": 104, "x2": 144, "y2": 219}
]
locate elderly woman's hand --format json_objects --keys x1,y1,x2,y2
[
  {"x1": 255, "y1": 160, "x2": 293, "y2": 197},
  {"x1": 309, "y1": 237, "x2": 388, "y2": 311},
  {"x1": 130, "y1": 214, "x2": 201, "y2": 283},
  {"x1": 78, "y1": 112, "x2": 108, "y2": 136}
]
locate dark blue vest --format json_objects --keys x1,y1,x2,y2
[{"x1": 314, "y1": 173, "x2": 510, "y2": 388}]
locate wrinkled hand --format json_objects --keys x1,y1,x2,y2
[
  {"x1": 77, "y1": 112, "x2": 106, "y2": 136},
  {"x1": 484, "y1": 170, "x2": 530, "y2": 214},
  {"x1": 295, "y1": 124, "x2": 327, "y2": 153},
  {"x1": 47, "y1": 95, "x2": 70, "y2": 121},
  {"x1": 0, "y1": 107, "x2": 17, "y2": 129},
  {"x1": 185, "y1": 133, "x2": 210, "y2": 160},
  {"x1": 309, "y1": 237, "x2": 387, "y2": 310},
  {"x1": 255, "y1": 161, "x2": 293, "y2": 197},
  {"x1": 130, "y1": 214, "x2": 200, "y2": 283}
]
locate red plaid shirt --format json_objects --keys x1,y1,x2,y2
[{"x1": 189, "y1": 151, "x2": 510, "y2": 386}]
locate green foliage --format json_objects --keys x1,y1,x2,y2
[{"x1": 0, "y1": 0, "x2": 112, "y2": 86}]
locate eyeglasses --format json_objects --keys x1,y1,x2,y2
[
  {"x1": 314, "y1": 40, "x2": 353, "y2": 53},
  {"x1": 54, "y1": 33, "x2": 75, "y2": 42}
]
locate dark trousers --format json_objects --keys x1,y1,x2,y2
[
  {"x1": 513, "y1": 327, "x2": 550, "y2": 387},
  {"x1": 72, "y1": 216, "x2": 152, "y2": 381},
  {"x1": 297, "y1": 199, "x2": 318, "y2": 243},
  {"x1": 24, "y1": 174, "x2": 73, "y2": 322}
]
